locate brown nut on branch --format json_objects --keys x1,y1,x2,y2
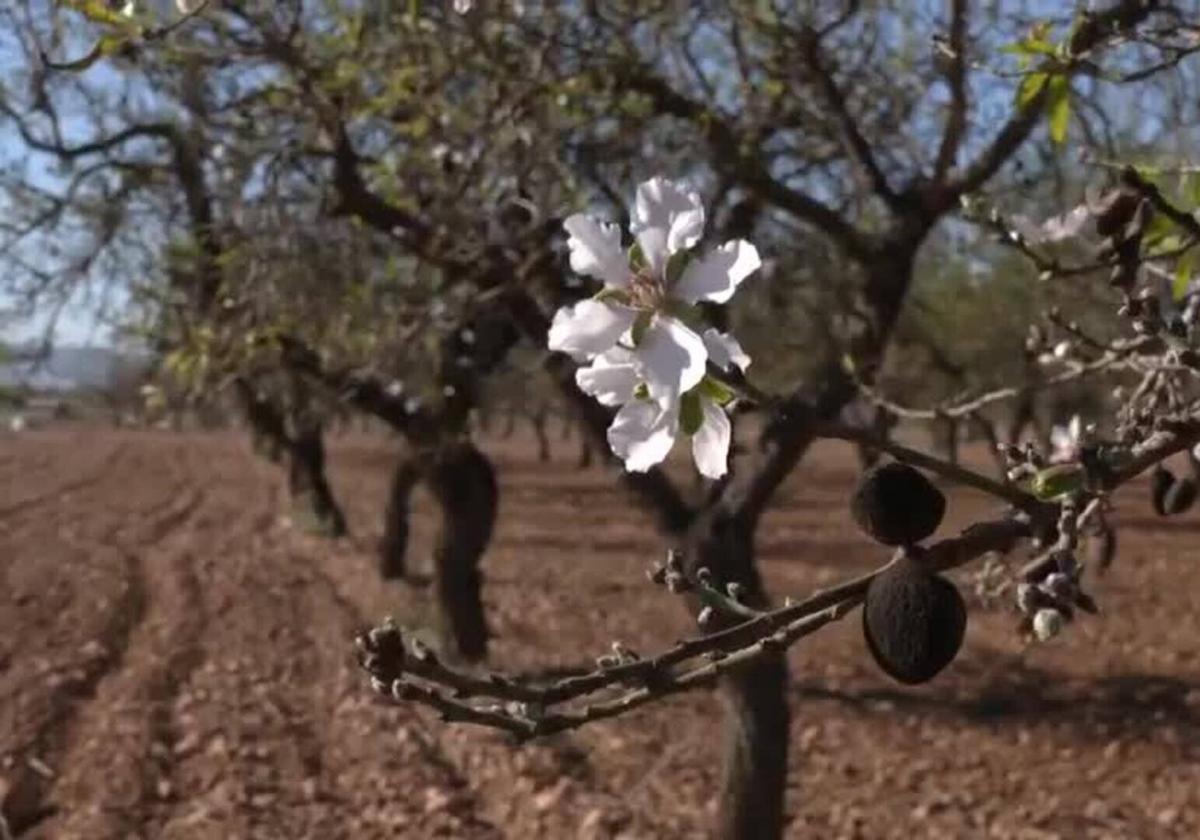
[
  {"x1": 862, "y1": 554, "x2": 967, "y2": 685},
  {"x1": 850, "y1": 461, "x2": 946, "y2": 546}
]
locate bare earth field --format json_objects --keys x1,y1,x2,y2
[{"x1": 2, "y1": 426, "x2": 1199, "y2": 839}]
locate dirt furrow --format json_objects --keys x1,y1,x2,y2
[
  {"x1": 286, "y1": 534, "x2": 508, "y2": 839},
  {"x1": 146, "y1": 471, "x2": 348, "y2": 839},
  {"x1": 43, "y1": 482, "x2": 214, "y2": 839},
  {"x1": 0, "y1": 436, "x2": 128, "y2": 521},
  {"x1": 1, "y1": 457, "x2": 204, "y2": 837}
]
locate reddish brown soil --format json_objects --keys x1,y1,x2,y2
[{"x1": 1, "y1": 426, "x2": 1198, "y2": 839}]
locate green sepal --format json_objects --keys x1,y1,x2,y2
[
  {"x1": 594, "y1": 287, "x2": 632, "y2": 305},
  {"x1": 665, "y1": 248, "x2": 691, "y2": 286},
  {"x1": 698, "y1": 375, "x2": 735, "y2": 406},
  {"x1": 633, "y1": 382, "x2": 650, "y2": 400},
  {"x1": 1030, "y1": 464, "x2": 1084, "y2": 500},
  {"x1": 631, "y1": 311, "x2": 653, "y2": 346},
  {"x1": 680, "y1": 390, "x2": 704, "y2": 436},
  {"x1": 629, "y1": 241, "x2": 648, "y2": 272}
]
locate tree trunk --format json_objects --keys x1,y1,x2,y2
[
  {"x1": 426, "y1": 441, "x2": 498, "y2": 662},
  {"x1": 855, "y1": 404, "x2": 894, "y2": 470},
  {"x1": 932, "y1": 415, "x2": 959, "y2": 466},
  {"x1": 380, "y1": 456, "x2": 422, "y2": 580},
  {"x1": 532, "y1": 408, "x2": 551, "y2": 462},
  {"x1": 685, "y1": 509, "x2": 789, "y2": 840},
  {"x1": 286, "y1": 420, "x2": 348, "y2": 537}
]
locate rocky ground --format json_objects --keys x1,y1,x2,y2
[{"x1": 1, "y1": 426, "x2": 1198, "y2": 839}]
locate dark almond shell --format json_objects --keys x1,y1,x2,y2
[
  {"x1": 851, "y1": 461, "x2": 946, "y2": 546},
  {"x1": 863, "y1": 557, "x2": 966, "y2": 685}
]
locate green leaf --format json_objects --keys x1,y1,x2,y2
[
  {"x1": 698, "y1": 375, "x2": 735, "y2": 406},
  {"x1": 1001, "y1": 37, "x2": 1056, "y2": 58},
  {"x1": 1017, "y1": 72, "x2": 1048, "y2": 108},
  {"x1": 64, "y1": 0, "x2": 136, "y2": 27},
  {"x1": 1174, "y1": 249, "x2": 1196, "y2": 301},
  {"x1": 630, "y1": 311, "x2": 652, "y2": 346},
  {"x1": 679, "y1": 391, "x2": 704, "y2": 436},
  {"x1": 633, "y1": 382, "x2": 650, "y2": 400},
  {"x1": 1030, "y1": 464, "x2": 1084, "y2": 500},
  {"x1": 1046, "y1": 76, "x2": 1070, "y2": 145},
  {"x1": 1184, "y1": 171, "x2": 1200, "y2": 208}
]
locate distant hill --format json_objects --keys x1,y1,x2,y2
[{"x1": 0, "y1": 344, "x2": 148, "y2": 392}]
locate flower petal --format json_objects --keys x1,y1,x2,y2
[
  {"x1": 701, "y1": 328, "x2": 751, "y2": 372},
  {"x1": 608, "y1": 398, "x2": 678, "y2": 472},
  {"x1": 576, "y1": 347, "x2": 639, "y2": 407},
  {"x1": 635, "y1": 225, "x2": 669, "y2": 278},
  {"x1": 675, "y1": 239, "x2": 760, "y2": 304},
  {"x1": 563, "y1": 214, "x2": 630, "y2": 288},
  {"x1": 547, "y1": 300, "x2": 636, "y2": 361},
  {"x1": 633, "y1": 177, "x2": 704, "y2": 256},
  {"x1": 692, "y1": 398, "x2": 731, "y2": 479},
  {"x1": 638, "y1": 317, "x2": 707, "y2": 399}
]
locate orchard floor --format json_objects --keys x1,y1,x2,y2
[{"x1": 2, "y1": 425, "x2": 1199, "y2": 840}]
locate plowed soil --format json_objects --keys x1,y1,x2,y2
[{"x1": 2, "y1": 426, "x2": 1198, "y2": 839}]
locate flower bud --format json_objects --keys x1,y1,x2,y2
[{"x1": 1032, "y1": 608, "x2": 1065, "y2": 642}]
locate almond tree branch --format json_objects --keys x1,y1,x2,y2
[
  {"x1": 933, "y1": 0, "x2": 969, "y2": 182},
  {"x1": 945, "y1": 0, "x2": 1162, "y2": 205},
  {"x1": 854, "y1": 336, "x2": 1153, "y2": 421},
  {"x1": 615, "y1": 65, "x2": 873, "y2": 260},
  {"x1": 357, "y1": 511, "x2": 1033, "y2": 740},
  {"x1": 818, "y1": 421, "x2": 1042, "y2": 512},
  {"x1": 795, "y1": 25, "x2": 898, "y2": 207}
]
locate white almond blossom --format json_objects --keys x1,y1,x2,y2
[
  {"x1": 548, "y1": 177, "x2": 760, "y2": 479},
  {"x1": 578, "y1": 340, "x2": 749, "y2": 479},
  {"x1": 1048, "y1": 414, "x2": 1083, "y2": 463},
  {"x1": 548, "y1": 177, "x2": 760, "y2": 400}
]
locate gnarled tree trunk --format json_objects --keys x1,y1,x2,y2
[
  {"x1": 233, "y1": 378, "x2": 347, "y2": 537},
  {"x1": 380, "y1": 456, "x2": 422, "y2": 580},
  {"x1": 426, "y1": 441, "x2": 498, "y2": 662},
  {"x1": 932, "y1": 415, "x2": 959, "y2": 466},
  {"x1": 286, "y1": 418, "x2": 347, "y2": 537},
  {"x1": 685, "y1": 509, "x2": 789, "y2": 840}
]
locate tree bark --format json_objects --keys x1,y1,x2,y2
[
  {"x1": 532, "y1": 407, "x2": 551, "y2": 462},
  {"x1": 286, "y1": 418, "x2": 348, "y2": 537},
  {"x1": 932, "y1": 415, "x2": 960, "y2": 466},
  {"x1": 380, "y1": 456, "x2": 422, "y2": 580},
  {"x1": 855, "y1": 404, "x2": 895, "y2": 470},
  {"x1": 684, "y1": 508, "x2": 788, "y2": 840},
  {"x1": 426, "y1": 441, "x2": 498, "y2": 662}
]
